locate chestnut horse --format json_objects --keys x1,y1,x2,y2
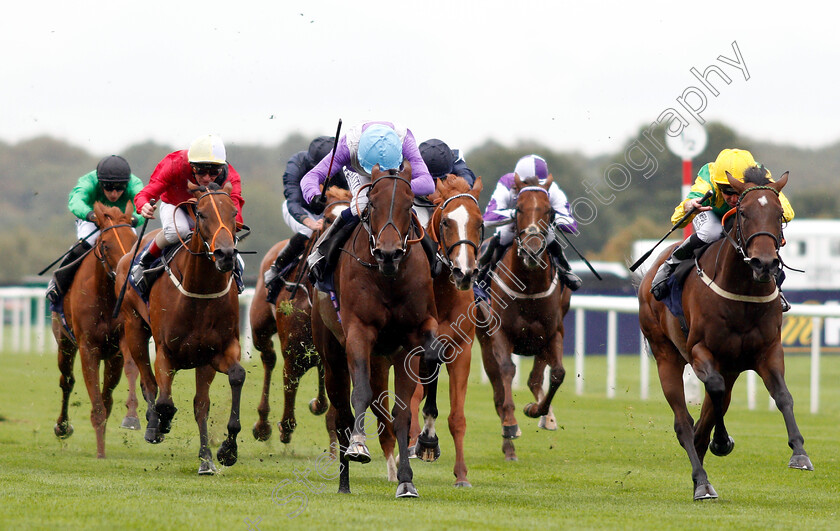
[
  {"x1": 475, "y1": 173, "x2": 572, "y2": 461},
  {"x1": 116, "y1": 181, "x2": 245, "y2": 475},
  {"x1": 53, "y1": 202, "x2": 137, "y2": 458},
  {"x1": 311, "y1": 162, "x2": 445, "y2": 498},
  {"x1": 250, "y1": 187, "x2": 351, "y2": 444},
  {"x1": 639, "y1": 171, "x2": 812, "y2": 500},
  {"x1": 399, "y1": 174, "x2": 484, "y2": 486}
]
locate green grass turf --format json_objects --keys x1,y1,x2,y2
[{"x1": 0, "y1": 346, "x2": 838, "y2": 530}]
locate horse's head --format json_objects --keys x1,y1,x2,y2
[
  {"x1": 365, "y1": 161, "x2": 415, "y2": 277},
  {"x1": 324, "y1": 186, "x2": 352, "y2": 228},
  {"x1": 430, "y1": 175, "x2": 484, "y2": 290},
  {"x1": 513, "y1": 172, "x2": 554, "y2": 269},
  {"x1": 726, "y1": 168, "x2": 788, "y2": 283},
  {"x1": 92, "y1": 202, "x2": 137, "y2": 276},
  {"x1": 187, "y1": 180, "x2": 238, "y2": 272}
]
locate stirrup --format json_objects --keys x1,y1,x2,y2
[{"x1": 780, "y1": 292, "x2": 791, "y2": 312}]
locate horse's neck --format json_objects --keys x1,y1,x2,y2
[
  {"x1": 89, "y1": 246, "x2": 116, "y2": 297},
  {"x1": 506, "y1": 242, "x2": 553, "y2": 291},
  {"x1": 178, "y1": 239, "x2": 230, "y2": 291}
]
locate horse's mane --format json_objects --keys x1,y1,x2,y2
[
  {"x1": 431, "y1": 175, "x2": 471, "y2": 205},
  {"x1": 743, "y1": 165, "x2": 771, "y2": 185},
  {"x1": 326, "y1": 186, "x2": 351, "y2": 203},
  {"x1": 519, "y1": 175, "x2": 541, "y2": 187},
  {"x1": 207, "y1": 182, "x2": 222, "y2": 191}
]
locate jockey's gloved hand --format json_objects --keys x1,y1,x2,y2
[
  {"x1": 131, "y1": 216, "x2": 139, "y2": 227},
  {"x1": 86, "y1": 211, "x2": 96, "y2": 222},
  {"x1": 308, "y1": 195, "x2": 327, "y2": 215}
]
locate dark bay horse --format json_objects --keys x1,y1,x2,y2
[
  {"x1": 250, "y1": 187, "x2": 351, "y2": 444},
  {"x1": 311, "y1": 162, "x2": 444, "y2": 498},
  {"x1": 475, "y1": 173, "x2": 572, "y2": 461},
  {"x1": 116, "y1": 181, "x2": 245, "y2": 475},
  {"x1": 53, "y1": 202, "x2": 137, "y2": 458},
  {"x1": 401, "y1": 174, "x2": 484, "y2": 486},
  {"x1": 639, "y1": 171, "x2": 813, "y2": 500}
]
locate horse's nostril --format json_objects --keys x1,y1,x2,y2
[
  {"x1": 393, "y1": 249, "x2": 405, "y2": 260},
  {"x1": 372, "y1": 249, "x2": 383, "y2": 260}
]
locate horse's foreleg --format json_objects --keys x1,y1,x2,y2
[
  {"x1": 251, "y1": 321, "x2": 277, "y2": 442},
  {"x1": 691, "y1": 347, "x2": 734, "y2": 460},
  {"x1": 370, "y1": 356, "x2": 396, "y2": 482},
  {"x1": 152, "y1": 347, "x2": 177, "y2": 437},
  {"x1": 311, "y1": 357, "x2": 329, "y2": 415},
  {"x1": 101, "y1": 350, "x2": 124, "y2": 422},
  {"x1": 78, "y1": 345, "x2": 108, "y2": 458},
  {"x1": 121, "y1": 318, "x2": 158, "y2": 442},
  {"x1": 54, "y1": 336, "x2": 77, "y2": 439},
  {"x1": 481, "y1": 333, "x2": 519, "y2": 459},
  {"x1": 343, "y1": 323, "x2": 376, "y2": 463},
  {"x1": 393, "y1": 354, "x2": 419, "y2": 498},
  {"x1": 755, "y1": 345, "x2": 813, "y2": 471},
  {"x1": 194, "y1": 364, "x2": 217, "y2": 475},
  {"x1": 121, "y1": 355, "x2": 142, "y2": 430},
  {"x1": 654, "y1": 347, "x2": 717, "y2": 500},
  {"x1": 447, "y1": 345, "x2": 471, "y2": 487},
  {"x1": 216, "y1": 345, "x2": 245, "y2": 467},
  {"x1": 278, "y1": 348, "x2": 303, "y2": 444}
]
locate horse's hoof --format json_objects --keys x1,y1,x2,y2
[
  {"x1": 217, "y1": 440, "x2": 238, "y2": 467},
  {"x1": 54, "y1": 423, "x2": 74, "y2": 439},
  {"x1": 523, "y1": 403, "x2": 540, "y2": 418},
  {"x1": 538, "y1": 415, "x2": 557, "y2": 431},
  {"x1": 345, "y1": 441, "x2": 371, "y2": 464},
  {"x1": 120, "y1": 416, "x2": 142, "y2": 430},
  {"x1": 198, "y1": 459, "x2": 218, "y2": 475},
  {"x1": 502, "y1": 424, "x2": 521, "y2": 439},
  {"x1": 454, "y1": 480, "x2": 473, "y2": 488},
  {"x1": 416, "y1": 433, "x2": 441, "y2": 462},
  {"x1": 277, "y1": 420, "x2": 294, "y2": 444},
  {"x1": 156, "y1": 404, "x2": 177, "y2": 434},
  {"x1": 789, "y1": 454, "x2": 814, "y2": 471},
  {"x1": 709, "y1": 435, "x2": 735, "y2": 457},
  {"x1": 252, "y1": 422, "x2": 271, "y2": 442},
  {"x1": 505, "y1": 454, "x2": 518, "y2": 462},
  {"x1": 694, "y1": 483, "x2": 718, "y2": 500},
  {"x1": 144, "y1": 427, "x2": 164, "y2": 444},
  {"x1": 338, "y1": 486, "x2": 351, "y2": 494},
  {"x1": 395, "y1": 482, "x2": 419, "y2": 498},
  {"x1": 309, "y1": 398, "x2": 328, "y2": 416}
]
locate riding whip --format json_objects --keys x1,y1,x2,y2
[
  {"x1": 556, "y1": 228, "x2": 602, "y2": 280},
  {"x1": 629, "y1": 189, "x2": 713, "y2": 272},
  {"x1": 309, "y1": 119, "x2": 343, "y2": 215},
  {"x1": 112, "y1": 199, "x2": 155, "y2": 318},
  {"x1": 38, "y1": 226, "x2": 102, "y2": 275}
]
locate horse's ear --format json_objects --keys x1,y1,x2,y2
[
  {"x1": 771, "y1": 171, "x2": 789, "y2": 192},
  {"x1": 187, "y1": 180, "x2": 202, "y2": 197},
  {"x1": 400, "y1": 159, "x2": 412, "y2": 181},
  {"x1": 93, "y1": 202, "x2": 106, "y2": 227},
  {"x1": 725, "y1": 171, "x2": 746, "y2": 194},
  {"x1": 470, "y1": 175, "x2": 484, "y2": 199},
  {"x1": 222, "y1": 180, "x2": 233, "y2": 194},
  {"x1": 371, "y1": 164, "x2": 384, "y2": 180},
  {"x1": 543, "y1": 173, "x2": 554, "y2": 190},
  {"x1": 124, "y1": 201, "x2": 133, "y2": 216},
  {"x1": 513, "y1": 172, "x2": 524, "y2": 191}
]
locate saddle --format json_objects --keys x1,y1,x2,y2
[
  {"x1": 662, "y1": 243, "x2": 712, "y2": 335},
  {"x1": 129, "y1": 241, "x2": 184, "y2": 304}
]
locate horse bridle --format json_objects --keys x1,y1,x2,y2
[
  {"x1": 722, "y1": 185, "x2": 783, "y2": 261},
  {"x1": 514, "y1": 186, "x2": 554, "y2": 258},
  {"x1": 176, "y1": 188, "x2": 238, "y2": 260},
  {"x1": 94, "y1": 219, "x2": 135, "y2": 280},
  {"x1": 360, "y1": 173, "x2": 422, "y2": 258},
  {"x1": 435, "y1": 193, "x2": 484, "y2": 271}
]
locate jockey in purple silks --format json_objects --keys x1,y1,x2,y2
[
  {"x1": 476, "y1": 154, "x2": 582, "y2": 291},
  {"x1": 300, "y1": 121, "x2": 441, "y2": 283}
]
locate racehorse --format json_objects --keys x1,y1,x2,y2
[
  {"x1": 310, "y1": 162, "x2": 445, "y2": 497},
  {"x1": 53, "y1": 202, "x2": 138, "y2": 458},
  {"x1": 250, "y1": 187, "x2": 351, "y2": 445},
  {"x1": 638, "y1": 170, "x2": 813, "y2": 500},
  {"x1": 400, "y1": 174, "x2": 484, "y2": 486},
  {"x1": 116, "y1": 181, "x2": 245, "y2": 475},
  {"x1": 475, "y1": 173, "x2": 572, "y2": 461}
]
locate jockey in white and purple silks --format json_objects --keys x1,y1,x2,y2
[
  {"x1": 301, "y1": 121, "x2": 442, "y2": 282},
  {"x1": 477, "y1": 154, "x2": 582, "y2": 291}
]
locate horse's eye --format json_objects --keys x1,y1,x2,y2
[{"x1": 442, "y1": 219, "x2": 450, "y2": 227}]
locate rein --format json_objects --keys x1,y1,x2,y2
[
  {"x1": 721, "y1": 185, "x2": 783, "y2": 260},
  {"x1": 174, "y1": 188, "x2": 237, "y2": 259},
  {"x1": 93, "y1": 220, "x2": 135, "y2": 280},
  {"x1": 360, "y1": 173, "x2": 421, "y2": 258}
]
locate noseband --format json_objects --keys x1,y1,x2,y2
[
  {"x1": 436, "y1": 193, "x2": 484, "y2": 270},
  {"x1": 360, "y1": 174, "x2": 422, "y2": 257},
  {"x1": 94, "y1": 219, "x2": 134, "y2": 280},
  {"x1": 721, "y1": 185, "x2": 782, "y2": 261},
  {"x1": 514, "y1": 186, "x2": 553, "y2": 258}
]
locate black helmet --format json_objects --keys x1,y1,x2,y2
[
  {"x1": 419, "y1": 138, "x2": 455, "y2": 179},
  {"x1": 96, "y1": 155, "x2": 131, "y2": 183},
  {"x1": 308, "y1": 136, "x2": 335, "y2": 164}
]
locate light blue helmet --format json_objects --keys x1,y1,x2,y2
[{"x1": 358, "y1": 124, "x2": 403, "y2": 174}]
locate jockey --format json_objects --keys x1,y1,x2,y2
[
  {"x1": 301, "y1": 121, "x2": 439, "y2": 282},
  {"x1": 131, "y1": 134, "x2": 246, "y2": 295},
  {"x1": 263, "y1": 135, "x2": 347, "y2": 302},
  {"x1": 46, "y1": 155, "x2": 144, "y2": 304},
  {"x1": 476, "y1": 154, "x2": 582, "y2": 291},
  {"x1": 649, "y1": 148, "x2": 795, "y2": 311},
  {"x1": 414, "y1": 138, "x2": 478, "y2": 228}
]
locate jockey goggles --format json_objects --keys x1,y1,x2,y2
[
  {"x1": 101, "y1": 182, "x2": 127, "y2": 192},
  {"x1": 191, "y1": 163, "x2": 224, "y2": 177}
]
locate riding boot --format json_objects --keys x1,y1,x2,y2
[
  {"x1": 650, "y1": 234, "x2": 704, "y2": 301},
  {"x1": 475, "y1": 234, "x2": 506, "y2": 288},
  {"x1": 46, "y1": 240, "x2": 93, "y2": 304},
  {"x1": 264, "y1": 232, "x2": 310, "y2": 302},
  {"x1": 233, "y1": 253, "x2": 245, "y2": 295},
  {"x1": 307, "y1": 212, "x2": 357, "y2": 283},
  {"x1": 547, "y1": 239, "x2": 582, "y2": 291},
  {"x1": 419, "y1": 232, "x2": 443, "y2": 278},
  {"x1": 130, "y1": 245, "x2": 160, "y2": 296},
  {"x1": 775, "y1": 269, "x2": 791, "y2": 312}
]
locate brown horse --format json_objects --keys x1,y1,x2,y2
[
  {"x1": 116, "y1": 181, "x2": 245, "y2": 475},
  {"x1": 475, "y1": 173, "x2": 572, "y2": 461},
  {"x1": 250, "y1": 187, "x2": 351, "y2": 444},
  {"x1": 639, "y1": 171, "x2": 812, "y2": 500},
  {"x1": 400, "y1": 174, "x2": 484, "y2": 486},
  {"x1": 311, "y1": 162, "x2": 445, "y2": 497},
  {"x1": 53, "y1": 202, "x2": 138, "y2": 458}
]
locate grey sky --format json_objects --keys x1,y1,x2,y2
[{"x1": 2, "y1": 0, "x2": 837, "y2": 158}]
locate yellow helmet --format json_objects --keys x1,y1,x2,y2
[
  {"x1": 710, "y1": 148, "x2": 756, "y2": 185},
  {"x1": 188, "y1": 134, "x2": 226, "y2": 165}
]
